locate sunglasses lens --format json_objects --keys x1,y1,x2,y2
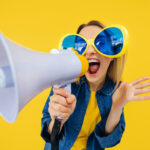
[
  {"x1": 62, "y1": 35, "x2": 87, "y2": 55},
  {"x1": 94, "y1": 27, "x2": 123, "y2": 56}
]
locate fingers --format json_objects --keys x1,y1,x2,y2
[
  {"x1": 50, "y1": 95, "x2": 69, "y2": 107},
  {"x1": 48, "y1": 88, "x2": 77, "y2": 121},
  {"x1": 49, "y1": 108, "x2": 70, "y2": 119},
  {"x1": 50, "y1": 102, "x2": 71, "y2": 114},
  {"x1": 53, "y1": 88, "x2": 69, "y2": 98},
  {"x1": 66, "y1": 94, "x2": 76, "y2": 104},
  {"x1": 135, "y1": 88, "x2": 150, "y2": 95},
  {"x1": 132, "y1": 95, "x2": 150, "y2": 101},
  {"x1": 134, "y1": 82, "x2": 150, "y2": 89},
  {"x1": 49, "y1": 101, "x2": 72, "y2": 119},
  {"x1": 53, "y1": 88, "x2": 76, "y2": 105},
  {"x1": 130, "y1": 77, "x2": 150, "y2": 85}
]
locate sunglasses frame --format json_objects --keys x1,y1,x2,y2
[{"x1": 58, "y1": 24, "x2": 129, "y2": 58}]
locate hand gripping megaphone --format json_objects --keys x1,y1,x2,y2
[{"x1": 0, "y1": 33, "x2": 89, "y2": 123}]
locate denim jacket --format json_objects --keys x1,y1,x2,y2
[{"x1": 41, "y1": 75, "x2": 126, "y2": 150}]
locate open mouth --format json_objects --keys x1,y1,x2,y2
[{"x1": 88, "y1": 59, "x2": 100, "y2": 75}]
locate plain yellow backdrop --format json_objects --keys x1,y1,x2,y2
[{"x1": 0, "y1": 0, "x2": 150, "y2": 149}]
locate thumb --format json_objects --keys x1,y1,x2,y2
[
  {"x1": 119, "y1": 81, "x2": 127, "y2": 89},
  {"x1": 66, "y1": 95, "x2": 75, "y2": 104}
]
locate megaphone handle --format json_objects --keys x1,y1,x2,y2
[
  {"x1": 51, "y1": 119, "x2": 61, "y2": 150},
  {"x1": 51, "y1": 84, "x2": 71, "y2": 150}
]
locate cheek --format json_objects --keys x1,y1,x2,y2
[
  {"x1": 101, "y1": 58, "x2": 113, "y2": 69},
  {"x1": 104, "y1": 57, "x2": 113, "y2": 62}
]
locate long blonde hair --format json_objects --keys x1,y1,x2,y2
[
  {"x1": 107, "y1": 52, "x2": 127, "y2": 94},
  {"x1": 77, "y1": 20, "x2": 127, "y2": 94}
]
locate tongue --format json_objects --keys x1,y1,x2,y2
[{"x1": 89, "y1": 64, "x2": 99, "y2": 74}]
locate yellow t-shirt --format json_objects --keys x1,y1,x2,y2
[{"x1": 71, "y1": 91, "x2": 101, "y2": 150}]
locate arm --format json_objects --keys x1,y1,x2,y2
[
  {"x1": 41, "y1": 88, "x2": 54, "y2": 142},
  {"x1": 105, "y1": 77, "x2": 150, "y2": 140},
  {"x1": 41, "y1": 87, "x2": 77, "y2": 143},
  {"x1": 87, "y1": 82, "x2": 126, "y2": 149},
  {"x1": 41, "y1": 88, "x2": 65, "y2": 142},
  {"x1": 105, "y1": 81, "x2": 125, "y2": 135},
  {"x1": 105, "y1": 102, "x2": 124, "y2": 134},
  {"x1": 91, "y1": 108, "x2": 125, "y2": 149}
]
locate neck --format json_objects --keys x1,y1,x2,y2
[{"x1": 87, "y1": 76, "x2": 106, "y2": 92}]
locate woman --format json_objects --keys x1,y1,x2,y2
[{"x1": 41, "y1": 20, "x2": 150, "y2": 150}]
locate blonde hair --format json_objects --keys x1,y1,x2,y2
[{"x1": 107, "y1": 51, "x2": 128, "y2": 95}]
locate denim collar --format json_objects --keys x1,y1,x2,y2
[{"x1": 80, "y1": 75, "x2": 116, "y2": 96}]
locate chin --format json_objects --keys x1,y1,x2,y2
[{"x1": 85, "y1": 74, "x2": 101, "y2": 84}]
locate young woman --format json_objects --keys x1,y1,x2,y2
[{"x1": 41, "y1": 20, "x2": 150, "y2": 150}]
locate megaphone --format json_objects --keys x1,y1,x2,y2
[{"x1": 0, "y1": 33, "x2": 88, "y2": 123}]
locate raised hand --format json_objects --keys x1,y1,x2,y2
[
  {"x1": 105, "y1": 77, "x2": 150, "y2": 134},
  {"x1": 112, "y1": 77, "x2": 150, "y2": 107}
]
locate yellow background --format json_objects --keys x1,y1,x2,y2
[{"x1": 0, "y1": 0, "x2": 150, "y2": 149}]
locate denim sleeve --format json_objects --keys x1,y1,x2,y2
[
  {"x1": 94, "y1": 108, "x2": 125, "y2": 148},
  {"x1": 41, "y1": 88, "x2": 65, "y2": 143}
]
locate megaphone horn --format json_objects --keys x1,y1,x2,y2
[{"x1": 0, "y1": 33, "x2": 88, "y2": 123}]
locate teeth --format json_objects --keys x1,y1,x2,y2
[{"x1": 88, "y1": 59, "x2": 99, "y2": 63}]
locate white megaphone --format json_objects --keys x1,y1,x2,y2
[{"x1": 0, "y1": 33, "x2": 89, "y2": 123}]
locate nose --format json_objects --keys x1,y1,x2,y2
[{"x1": 84, "y1": 44, "x2": 97, "y2": 57}]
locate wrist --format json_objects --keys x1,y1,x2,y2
[
  {"x1": 112, "y1": 96, "x2": 125, "y2": 109},
  {"x1": 105, "y1": 102, "x2": 123, "y2": 134},
  {"x1": 112, "y1": 100, "x2": 124, "y2": 112}
]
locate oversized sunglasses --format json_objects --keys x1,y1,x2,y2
[{"x1": 58, "y1": 24, "x2": 129, "y2": 58}]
